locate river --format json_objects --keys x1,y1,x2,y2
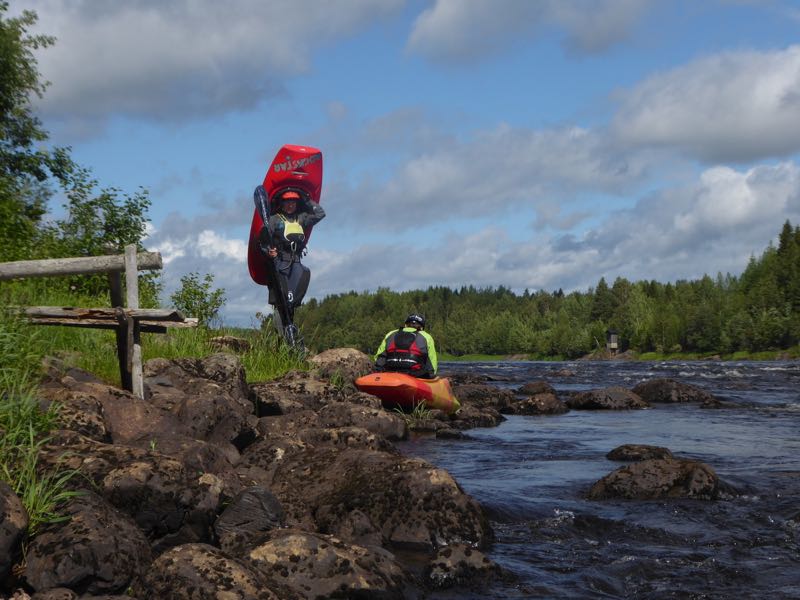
[{"x1": 398, "y1": 360, "x2": 800, "y2": 599}]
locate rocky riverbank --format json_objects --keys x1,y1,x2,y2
[{"x1": 0, "y1": 348, "x2": 733, "y2": 599}]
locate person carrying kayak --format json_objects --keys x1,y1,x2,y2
[
  {"x1": 260, "y1": 188, "x2": 325, "y2": 329},
  {"x1": 374, "y1": 313, "x2": 438, "y2": 379}
]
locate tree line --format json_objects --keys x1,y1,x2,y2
[{"x1": 298, "y1": 220, "x2": 800, "y2": 358}]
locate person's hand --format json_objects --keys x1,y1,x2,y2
[{"x1": 268, "y1": 246, "x2": 277, "y2": 258}]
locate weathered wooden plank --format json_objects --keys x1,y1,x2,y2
[
  {"x1": 0, "y1": 251, "x2": 162, "y2": 280},
  {"x1": 21, "y1": 307, "x2": 187, "y2": 321},
  {"x1": 24, "y1": 318, "x2": 169, "y2": 333}
]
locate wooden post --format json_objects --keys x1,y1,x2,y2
[
  {"x1": 124, "y1": 245, "x2": 144, "y2": 399},
  {"x1": 107, "y1": 272, "x2": 132, "y2": 392}
]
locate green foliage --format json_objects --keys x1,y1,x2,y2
[
  {"x1": 170, "y1": 272, "x2": 227, "y2": 327},
  {"x1": 394, "y1": 402, "x2": 433, "y2": 426},
  {"x1": 0, "y1": 312, "x2": 82, "y2": 537}
]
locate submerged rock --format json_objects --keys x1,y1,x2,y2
[
  {"x1": 566, "y1": 386, "x2": 649, "y2": 410},
  {"x1": 426, "y1": 543, "x2": 503, "y2": 589},
  {"x1": 506, "y1": 392, "x2": 568, "y2": 415},
  {"x1": 587, "y1": 458, "x2": 724, "y2": 500},
  {"x1": 632, "y1": 378, "x2": 721, "y2": 407},
  {"x1": 606, "y1": 444, "x2": 674, "y2": 462}
]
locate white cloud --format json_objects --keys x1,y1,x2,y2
[
  {"x1": 312, "y1": 161, "x2": 800, "y2": 304},
  {"x1": 334, "y1": 123, "x2": 652, "y2": 229},
  {"x1": 23, "y1": 0, "x2": 403, "y2": 126},
  {"x1": 613, "y1": 45, "x2": 800, "y2": 162},
  {"x1": 407, "y1": 0, "x2": 651, "y2": 63}
]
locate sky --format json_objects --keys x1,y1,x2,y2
[{"x1": 15, "y1": 0, "x2": 800, "y2": 326}]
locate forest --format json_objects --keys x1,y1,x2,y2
[{"x1": 297, "y1": 220, "x2": 800, "y2": 359}]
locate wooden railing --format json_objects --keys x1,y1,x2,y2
[{"x1": 0, "y1": 245, "x2": 197, "y2": 399}]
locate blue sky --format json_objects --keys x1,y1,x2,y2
[{"x1": 17, "y1": 0, "x2": 800, "y2": 326}]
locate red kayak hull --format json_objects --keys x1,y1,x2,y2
[
  {"x1": 355, "y1": 373, "x2": 461, "y2": 414},
  {"x1": 247, "y1": 144, "x2": 323, "y2": 286}
]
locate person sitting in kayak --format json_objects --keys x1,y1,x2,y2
[
  {"x1": 262, "y1": 189, "x2": 325, "y2": 322},
  {"x1": 374, "y1": 314, "x2": 438, "y2": 379}
]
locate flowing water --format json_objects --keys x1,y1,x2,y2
[{"x1": 398, "y1": 360, "x2": 800, "y2": 599}]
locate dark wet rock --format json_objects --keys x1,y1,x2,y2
[
  {"x1": 426, "y1": 543, "x2": 503, "y2": 589},
  {"x1": 450, "y1": 383, "x2": 516, "y2": 411},
  {"x1": 607, "y1": 444, "x2": 674, "y2": 461},
  {"x1": 632, "y1": 378, "x2": 721, "y2": 407},
  {"x1": 587, "y1": 458, "x2": 724, "y2": 500},
  {"x1": 552, "y1": 368, "x2": 576, "y2": 377},
  {"x1": 297, "y1": 426, "x2": 397, "y2": 452},
  {"x1": 516, "y1": 381, "x2": 555, "y2": 396},
  {"x1": 318, "y1": 402, "x2": 408, "y2": 441},
  {"x1": 447, "y1": 373, "x2": 492, "y2": 385},
  {"x1": 143, "y1": 354, "x2": 258, "y2": 451},
  {"x1": 214, "y1": 487, "x2": 285, "y2": 555},
  {"x1": 134, "y1": 543, "x2": 283, "y2": 600},
  {"x1": 24, "y1": 492, "x2": 151, "y2": 595},
  {"x1": 247, "y1": 529, "x2": 411, "y2": 600},
  {"x1": 37, "y1": 385, "x2": 109, "y2": 442},
  {"x1": 248, "y1": 371, "x2": 344, "y2": 415},
  {"x1": 39, "y1": 431, "x2": 223, "y2": 553},
  {"x1": 436, "y1": 428, "x2": 466, "y2": 439},
  {"x1": 566, "y1": 386, "x2": 649, "y2": 410},
  {"x1": 309, "y1": 347, "x2": 374, "y2": 382},
  {"x1": 266, "y1": 447, "x2": 491, "y2": 551},
  {"x1": 507, "y1": 392, "x2": 569, "y2": 415},
  {"x1": 451, "y1": 404, "x2": 506, "y2": 429},
  {"x1": 0, "y1": 481, "x2": 27, "y2": 582},
  {"x1": 209, "y1": 335, "x2": 251, "y2": 353}
]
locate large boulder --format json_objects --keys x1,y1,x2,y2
[
  {"x1": 632, "y1": 378, "x2": 721, "y2": 407},
  {"x1": 0, "y1": 482, "x2": 27, "y2": 582},
  {"x1": 587, "y1": 458, "x2": 724, "y2": 500},
  {"x1": 308, "y1": 347, "x2": 374, "y2": 382},
  {"x1": 24, "y1": 492, "x2": 151, "y2": 595},
  {"x1": 144, "y1": 354, "x2": 258, "y2": 451},
  {"x1": 317, "y1": 402, "x2": 408, "y2": 441},
  {"x1": 39, "y1": 431, "x2": 224, "y2": 553},
  {"x1": 566, "y1": 387, "x2": 649, "y2": 410},
  {"x1": 37, "y1": 385, "x2": 110, "y2": 443},
  {"x1": 247, "y1": 529, "x2": 411, "y2": 600},
  {"x1": 135, "y1": 543, "x2": 284, "y2": 600},
  {"x1": 214, "y1": 487, "x2": 285, "y2": 555},
  {"x1": 266, "y1": 447, "x2": 491, "y2": 551},
  {"x1": 249, "y1": 371, "x2": 345, "y2": 416}
]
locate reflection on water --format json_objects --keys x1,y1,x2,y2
[{"x1": 400, "y1": 361, "x2": 800, "y2": 599}]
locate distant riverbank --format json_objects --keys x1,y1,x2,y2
[{"x1": 440, "y1": 346, "x2": 800, "y2": 363}]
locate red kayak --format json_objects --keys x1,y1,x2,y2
[
  {"x1": 247, "y1": 144, "x2": 323, "y2": 286},
  {"x1": 355, "y1": 373, "x2": 461, "y2": 414}
]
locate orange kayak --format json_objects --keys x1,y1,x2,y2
[{"x1": 354, "y1": 373, "x2": 461, "y2": 414}]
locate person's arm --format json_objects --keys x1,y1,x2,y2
[
  {"x1": 421, "y1": 331, "x2": 438, "y2": 374},
  {"x1": 298, "y1": 201, "x2": 326, "y2": 228}
]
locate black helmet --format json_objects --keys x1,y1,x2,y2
[{"x1": 405, "y1": 313, "x2": 425, "y2": 329}]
